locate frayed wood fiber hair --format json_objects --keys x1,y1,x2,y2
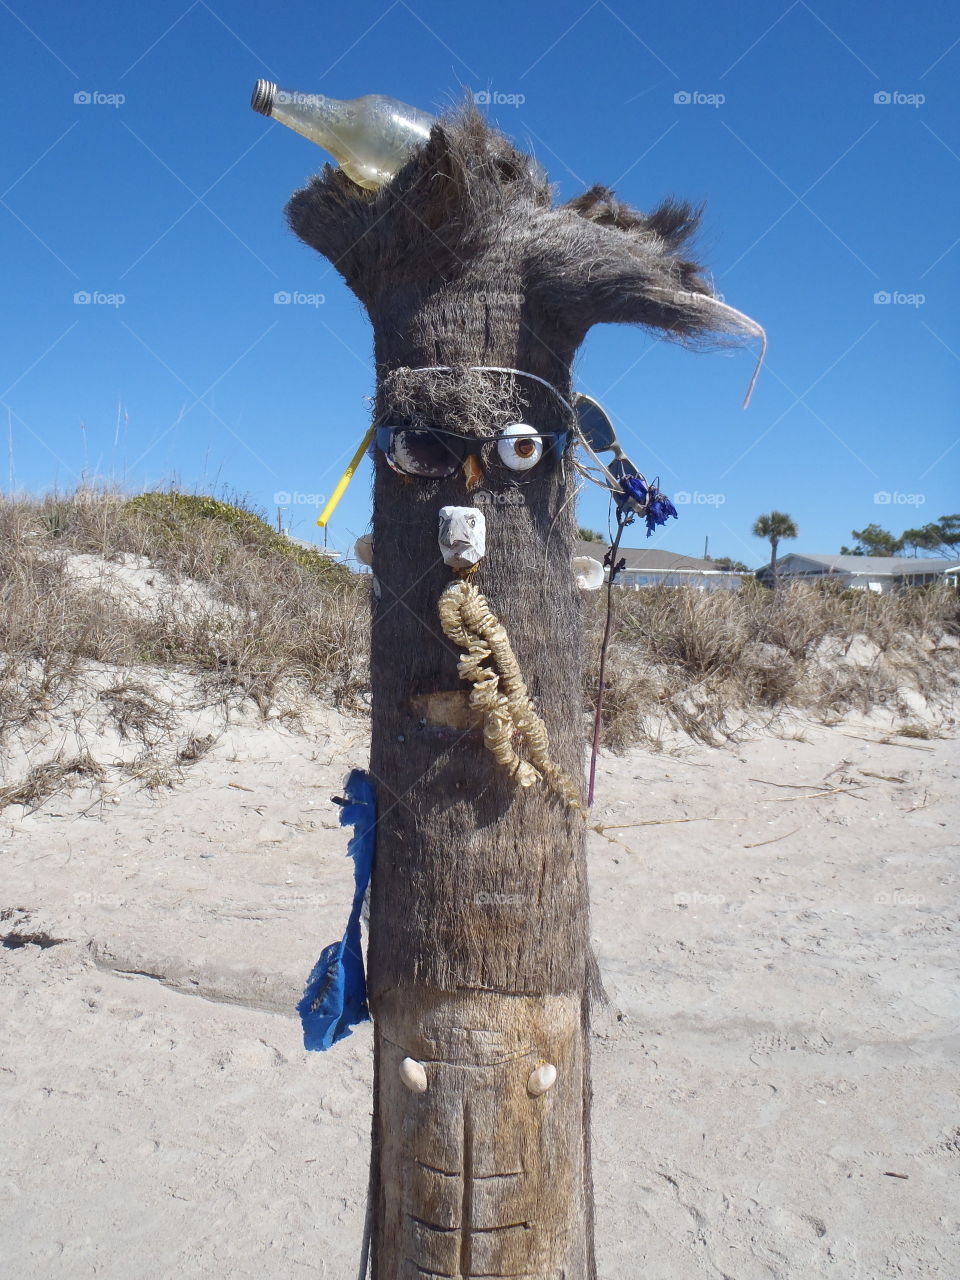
[
  {"x1": 286, "y1": 103, "x2": 760, "y2": 379},
  {"x1": 375, "y1": 366, "x2": 525, "y2": 438}
]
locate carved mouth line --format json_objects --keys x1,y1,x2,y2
[
  {"x1": 406, "y1": 1214, "x2": 531, "y2": 1235},
  {"x1": 408, "y1": 1213, "x2": 458, "y2": 1235},
  {"x1": 405, "y1": 1263, "x2": 453, "y2": 1279},
  {"x1": 406, "y1": 1271, "x2": 541, "y2": 1280},
  {"x1": 414, "y1": 1160, "x2": 525, "y2": 1182}
]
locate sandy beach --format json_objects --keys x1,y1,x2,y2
[{"x1": 2, "y1": 701, "x2": 957, "y2": 1278}]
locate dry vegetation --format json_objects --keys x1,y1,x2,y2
[
  {"x1": 588, "y1": 577, "x2": 959, "y2": 748},
  {"x1": 0, "y1": 487, "x2": 369, "y2": 734},
  {"x1": 1, "y1": 487, "x2": 957, "y2": 812}
]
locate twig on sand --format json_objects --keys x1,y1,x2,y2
[
  {"x1": 744, "y1": 828, "x2": 800, "y2": 848},
  {"x1": 592, "y1": 816, "x2": 730, "y2": 831},
  {"x1": 884, "y1": 1171, "x2": 909, "y2": 1180},
  {"x1": 590, "y1": 815, "x2": 732, "y2": 854},
  {"x1": 770, "y1": 786, "x2": 868, "y2": 802},
  {"x1": 751, "y1": 776, "x2": 848, "y2": 790},
  {"x1": 839, "y1": 733, "x2": 934, "y2": 753},
  {"x1": 903, "y1": 790, "x2": 933, "y2": 813}
]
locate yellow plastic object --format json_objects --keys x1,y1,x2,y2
[{"x1": 317, "y1": 427, "x2": 375, "y2": 528}]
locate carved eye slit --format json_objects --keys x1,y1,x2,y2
[{"x1": 498, "y1": 423, "x2": 544, "y2": 471}]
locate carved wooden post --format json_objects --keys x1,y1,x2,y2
[{"x1": 287, "y1": 107, "x2": 758, "y2": 1278}]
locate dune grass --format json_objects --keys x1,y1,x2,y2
[
  {"x1": 1, "y1": 487, "x2": 957, "y2": 768},
  {"x1": 587, "y1": 577, "x2": 958, "y2": 747},
  {"x1": 0, "y1": 488, "x2": 370, "y2": 750}
]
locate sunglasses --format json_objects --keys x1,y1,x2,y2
[{"x1": 375, "y1": 424, "x2": 570, "y2": 480}]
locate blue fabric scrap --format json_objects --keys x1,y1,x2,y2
[{"x1": 297, "y1": 768, "x2": 376, "y2": 1050}]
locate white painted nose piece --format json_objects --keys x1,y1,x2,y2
[
  {"x1": 399, "y1": 1056, "x2": 428, "y2": 1094},
  {"x1": 438, "y1": 505, "x2": 486, "y2": 570},
  {"x1": 527, "y1": 1062, "x2": 558, "y2": 1096}
]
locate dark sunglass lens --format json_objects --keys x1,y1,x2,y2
[
  {"x1": 391, "y1": 430, "x2": 463, "y2": 477},
  {"x1": 575, "y1": 396, "x2": 617, "y2": 452}
]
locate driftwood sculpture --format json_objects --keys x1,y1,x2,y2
[{"x1": 286, "y1": 106, "x2": 760, "y2": 1278}]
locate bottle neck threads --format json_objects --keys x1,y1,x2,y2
[{"x1": 250, "y1": 79, "x2": 277, "y2": 117}]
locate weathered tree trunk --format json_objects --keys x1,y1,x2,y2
[
  {"x1": 365, "y1": 313, "x2": 594, "y2": 1277},
  {"x1": 286, "y1": 104, "x2": 759, "y2": 1278}
]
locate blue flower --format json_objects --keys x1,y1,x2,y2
[
  {"x1": 645, "y1": 492, "x2": 678, "y2": 538},
  {"x1": 610, "y1": 460, "x2": 679, "y2": 536},
  {"x1": 618, "y1": 474, "x2": 648, "y2": 508}
]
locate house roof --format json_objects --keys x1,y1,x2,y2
[
  {"x1": 764, "y1": 553, "x2": 960, "y2": 577},
  {"x1": 574, "y1": 541, "x2": 741, "y2": 573}
]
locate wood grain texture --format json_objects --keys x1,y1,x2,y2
[{"x1": 376, "y1": 990, "x2": 590, "y2": 1278}]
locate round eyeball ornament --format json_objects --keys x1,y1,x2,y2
[{"x1": 497, "y1": 423, "x2": 544, "y2": 471}]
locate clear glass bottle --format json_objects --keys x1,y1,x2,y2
[{"x1": 250, "y1": 80, "x2": 435, "y2": 190}]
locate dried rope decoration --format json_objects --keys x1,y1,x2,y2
[{"x1": 439, "y1": 579, "x2": 583, "y2": 810}]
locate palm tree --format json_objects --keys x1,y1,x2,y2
[
  {"x1": 753, "y1": 510, "x2": 798, "y2": 586},
  {"x1": 286, "y1": 106, "x2": 764, "y2": 1278}
]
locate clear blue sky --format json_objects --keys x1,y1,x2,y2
[{"x1": 2, "y1": 0, "x2": 956, "y2": 567}]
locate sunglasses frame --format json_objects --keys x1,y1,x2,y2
[{"x1": 374, "y1": 424, "x2": 571, "y2": 481}]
